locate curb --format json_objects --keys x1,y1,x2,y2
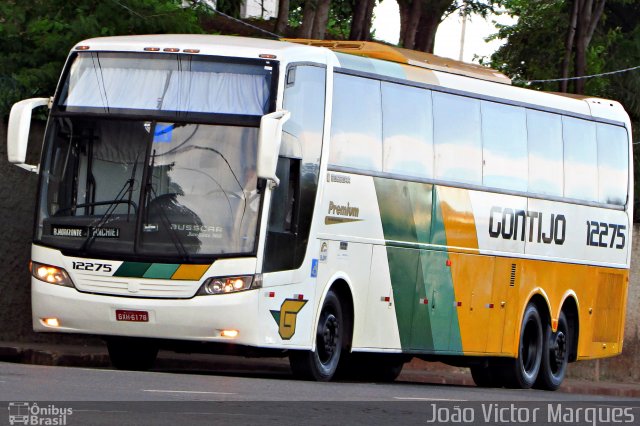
[{"x1": 1, "y1": 344, "x2": 638, "y2": 398}]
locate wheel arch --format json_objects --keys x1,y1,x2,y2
[
  {"x1": 523, "y1": 289, "x2": 552, "y2": 328},
  {"x1": 313, "y1": 273, "x2": 355, "y2": 352},
  {"x1": 559, "y1": 294, "x2": 580, "y2": 362}
]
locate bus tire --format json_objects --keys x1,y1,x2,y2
[
  {"x1": 106, "y1": 337, "x2": 158, "y2": 371},
  {"x1": 470, "y1": 364, "x2": 503, "y2": 388},
  {"x1": 289, "y1": 290, "x2": 344, "y2": 381},
  {"x1": 501, "y1": 303, "x2": 543, "y2": 389},
  {"x1": 535, "y1": 311, "x2": 569, "y2": 391}
]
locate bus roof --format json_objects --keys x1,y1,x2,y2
[{"x1": 283, "y1": 39, "x2": 512, "y2": 85}]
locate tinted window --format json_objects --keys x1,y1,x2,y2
[
  {"x1": 330, "y1": 74, "x2": 382, "y2": 171},
  {"x1": 597, "y1": 124, "x2": 628, "y2": 205},
  {"x1": 381, "y1": 83, "x2": 433, "y2": 178},
  {"x1": 527, "y1": 110, "x2": 564, "y2": 196},
  {"x1": 433, "y1": 92, "x2": 482, "y2": 184},
  {"x1": 481, "y1": 102, "x2": 528, "y2": 191},
  {"x1": 563, "y1": 116, "x2": 598, "y2": 201}
]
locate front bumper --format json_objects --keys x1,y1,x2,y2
[{"x1": 32, "y1": 278, "x2": 261, "y2": 345}]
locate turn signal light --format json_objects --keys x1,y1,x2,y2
[{"x1": 220, "y1": 330, "x2": 239, "y2": 338}]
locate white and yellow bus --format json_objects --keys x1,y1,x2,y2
[{"x1": 7, "y1": 35, "x2": 632, "y2": 390}]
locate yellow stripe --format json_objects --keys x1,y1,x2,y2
[
  {"x1": 171, "y1": 264, "x2": 210, "y2": 280},
  {"x1": 438, "y1": 186, "x2": 479, "y2": 251}
]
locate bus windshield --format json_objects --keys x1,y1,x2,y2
[
  {"x1": 37, "y1": 117, "x2": 261, "y2": 260},
  {"x1": 57, "y1": 51, "x2": 273, "y2": 117}
]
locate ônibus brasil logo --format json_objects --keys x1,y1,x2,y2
[{"x1": 8, "y1": 402, "x2": 73, "y2": 425}]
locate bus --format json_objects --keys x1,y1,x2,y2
[{"x1": 7, "y1": 35, "x2": 632, "y2": 390}]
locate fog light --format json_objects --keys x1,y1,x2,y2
[
  {"x1": 42, "y1": 318, "x2": 60, "y2": 327},
  {"x1": 221, "y1": 329, "x2": 239, "y2": 338}
]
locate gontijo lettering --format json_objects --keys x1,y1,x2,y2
[{"x1": 488, "y1": 206, "x2": 566, "y2": 245}]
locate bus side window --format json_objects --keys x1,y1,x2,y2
[
  {"x1": 597, "y1": 124, "x2": 628, "y2": 206},
  {"x1": 433, "y1": 92, "x2": 482, "y2": 185},
  {"x1": 527, "y1": 110, "x2": 563, "y2": 197},
  {"x1": 330, "y1": 73, "x2": 382, "y2": 171},
  {"x1": 381, "y1": 82, "x2": 433, "y2": 179},
  {"x1": 481, "y1": 101, "x2": 528, "y2": 192},
  {"x1": 563, "y1": 116, "x2": 598, "y2": 202}
]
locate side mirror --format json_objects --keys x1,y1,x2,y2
[
  {"x1": 7, "y1": 97, "x2": 50, "y2": 173},
  {"x1": 257, "y1": 110, "x2": 291, "y2": 188}
]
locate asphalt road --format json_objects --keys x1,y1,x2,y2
[{"x1": 0, "y1": 360, "x2": 638, "y2": 425}]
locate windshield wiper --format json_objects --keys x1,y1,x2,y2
[
  {"x1": 79, "y1": 156, "x2": 140, "y2": 252},
  {"x1": 143, "y1": 148, "x2": 190, "y2": 261}
]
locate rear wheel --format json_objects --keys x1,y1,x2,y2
[
  {"x1": 289, "y1": 291, "x2": 345, "y2": 381},
  {"x1": 501, "y1": 303, "x2": 543, "y2": 389},
  {"x1": 106, "y1": 337, "x2": 158, "y2": 371},
  {"x1": 535, "y1": 312, "x2": 569, "y2": 390}
]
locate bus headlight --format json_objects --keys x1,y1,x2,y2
[
  {"x1": 30, "y1": 261, "x2": 74, "y2": 288},
  {"x1": 197, "y1": 274, "x2": 261, "y2": 295}
]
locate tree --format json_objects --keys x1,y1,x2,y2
[
  {"x1": 349, "y1": 0, "x2": 376, "y2": 40},
  {"x1": 398, "y1": 0, "x2": 495, "y2": 53},
  {"x1": 297, "y1": 0, "x2": 332, "y2": 38},
  {"x1": 0, "y1": 0, "x2": 203, "y2": 117},
  {"x1": 563, "y1": 0, "x2": 607, "y2": 93},
  {"x1": 275, "y1": 0, "x2": 291, "y2": 34}
]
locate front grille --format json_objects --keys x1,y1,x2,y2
[{"x1": 72, "y1": 274, "x2": 199, "y2": 298}]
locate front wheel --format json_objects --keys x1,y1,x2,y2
[
  {"x1": 106, "y1": 337, "x2": 158, "y2": 371},
  {"x1": 501, "y1": 303, "x2": 543, "y2": 389},
  {"x1": 289, "y1": 290, "x2": 345, "y2": 381},
  {"x1": 535, "y1": 312, "x2": 570, "y2": 390}
]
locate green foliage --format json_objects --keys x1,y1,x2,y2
[
  {"x1": 0, "y1": 0, "x2": 203, "y2": 117},
  {"x1": 287, "y1": 0, "x2": 356, "y2": 39},
  {"x1": 489, "y1": 0, "x2": 567, "y2": 91}
]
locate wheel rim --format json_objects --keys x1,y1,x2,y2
[
  {"x1": 317, "y1": 313, "x2": 340, "y2": 365},
  {"x1": 521, "y1": 316, "x2": 541, "y2": 377},
  {"x1": 549, "y1": 330, "x2": 567, "y2": 376}
]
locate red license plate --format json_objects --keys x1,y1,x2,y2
[{"x1": 115, "y1": 310, "x2": 149, "y2": 322}]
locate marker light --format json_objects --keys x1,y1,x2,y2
[
  {"x1": 197, "y1": 275, "x2": 261, "y2": 296},
  {"x1": 75, "y1": 45, "x2": 90, "y2": 50},
  {"x1": 259, "y1": 54, "x2": 277, "y2": 59},
  {"x1": 163, "y1": 47, "x2": 180, "y2": 52},
  {"x1": 220, "y1": 330, "x2": 239, "y2": 338},
  {"x1": 183, "y1": 48, "x2": 200, "y2": 53},
  {"x1": 143, "y1": 47, "x2": 161, "y2": 52},
  {"x1": 30, "y1": 261, "x2": 74, "y2": 288},
  {"x1": 41, "y1": 318, "x2": 60, "y2": 327}
]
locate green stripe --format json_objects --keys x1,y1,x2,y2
[
  {"x1": 430, "y1": 187, "x2": 462, "y2": 353},
  {"x1": 143, "y1": 263, "x2": 180, "y2": 279},
  {"x1": 374, "y1": 178, "x2": 463, "y2": 354},
  {"x1": 113, "y1": 262, "x2": 152, "y2": 278}
]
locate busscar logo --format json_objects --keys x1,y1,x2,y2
[
  {"x1": 8, "y1": 402, "x2": 73, "y2": 425},
  {"x1": 270, "y1": 299, "x2": 307, "y2": 340}
]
